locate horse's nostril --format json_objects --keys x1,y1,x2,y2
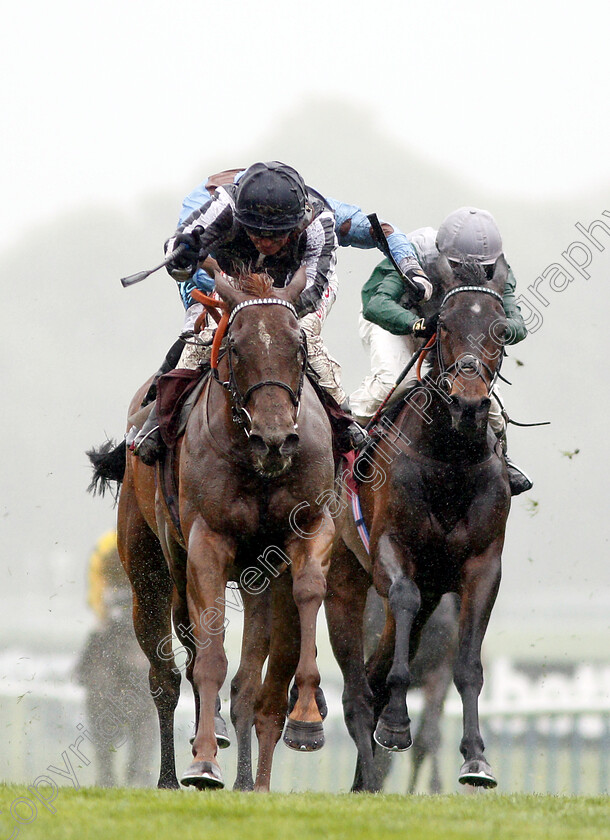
[
  {"x1": 280, "y1": 433, "x2": 300, "y2": 457},
  {"x1": 249, "y1": 434, "x2": 268, "y2": 457}
]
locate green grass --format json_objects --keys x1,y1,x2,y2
[{"x1": 1, "y1": 785, "x2": 609, "y2": 840}]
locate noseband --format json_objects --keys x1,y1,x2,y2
[
  {"x1": 434, "y1": 285, "x2": 505, "y2": 395},
  {"x1": 213, "y1": 298, "x2": 308, "y2": 434}
]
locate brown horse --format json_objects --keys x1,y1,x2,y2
[
  {"x1": 325, "y1": 257, "x2": 511, "y2": 792},
  {"x1": 89, "y1": 270, "x2": 336, "y2": 791}
]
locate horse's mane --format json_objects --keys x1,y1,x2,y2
[
  {"x1": 232, "y1": 271, "x2": 274, "y2": 298},
  {"x1": 450, "y1": 258, "x2": 489, "y2": 287}
]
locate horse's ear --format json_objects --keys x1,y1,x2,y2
[
  {"x1": 214, "y1": 272, "x2": 246, "y2": 310},
  {"x1": 490, "y1": 255, "x2": 508, "y2": 294},
  {"x1": 276, "y1": 265, "x2": 307, "y2": 306}
]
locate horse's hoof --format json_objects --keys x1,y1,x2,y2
[
  {"x1": 214, "y1": 714, "x2": 231, "y2": 749},
  {"x1": 373, "y1": 720, "x2": 412, "y2": 752},
  {"x1": 458, "y1": 759, "x2": 497, "y2": 788},
  {"x1": 157, "y1": 776, "x2": 180, "y2": 790},
  {"x1": 283, "y1": 719, "x2": 325, "y2": 751},
  {"x1": 180, "y1": 761, "x2": 225, "y2": 790}
]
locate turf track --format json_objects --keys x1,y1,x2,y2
[{"x1": 1, "y1": 786, "x2": 609, "y2": 840}]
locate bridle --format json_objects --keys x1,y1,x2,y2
[
  {"x1": 428, "y1": 285, "x2": 506, "y2": 396},
  {"x1": 204, "y1": 296, "x2": 308, "y2": 435}
]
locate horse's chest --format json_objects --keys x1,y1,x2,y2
[
  {"x1": 418, "y1": 481, "x2": 492, "y2": 555},
  {"x1": 222, "y1": 485, "x2": 295, "y2": 536}
]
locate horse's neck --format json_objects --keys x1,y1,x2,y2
[
  {"x1": 405, "y1": 382, "x2": 491, "y2": 466},
  {"x1": 203, "y1": 376, "x2": 250, "y2": 457}
]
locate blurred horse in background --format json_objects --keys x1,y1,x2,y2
[{"x1": 75, "y1": 530, "x2": 156, "y2": 787}]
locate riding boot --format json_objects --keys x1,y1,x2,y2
[
  {"x1": 497, "y1": 432, "x2": 533, "y2": 496},
  {"x1": 341, "y1": 401, "x2": 369, "y2": 451},
  {"x1": 505, "y1": 456, "x2": 533, "y2": 496},
  {"x1": 141, "y1": 337, "x2": 187, "y2": 407},
  {"x1": 132, "y1": 404, "x2": 164, "y2": 466}
]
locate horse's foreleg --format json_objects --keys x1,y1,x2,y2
[
  {"x1": 454, "y1": 544, "x2": 502, "y2": 788},
  {"x1": 180, "y1": 520, "x2": 233, "y2": 790},
  {"x1": 172, "y1": 584, "x2": 230, "y2": 754},
  {"x1": 253, "y1": 573, "x2": 300, "y2": 791},
  {"x1": 231, "y1": 586, "x2": 272, "y2": 791},
  {"x1": 372, "y1": 535, "x2": 422, "y2": 753},
  {"x1": 325, "y1": 542, "x2": 380, "y2": 792},
  {"x1": 283, "y1": 514, "x2": 334, "y2": 751}
]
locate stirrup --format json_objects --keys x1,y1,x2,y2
[{"x1": 347, "y1": 421, "x2": 368, "y2": 451}]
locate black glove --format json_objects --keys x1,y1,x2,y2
[
  {"x1": 412, "y1": 316, "x2": 437, "y2": 340},
  {"x1": 166, "y1": 227, "x2": 204, "y2": 275}
]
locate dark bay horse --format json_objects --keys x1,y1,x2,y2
[
  {"x1": 325, "y1": 257, "x2": 511, "y2": 792},
  {"x1": 89, "y1": 270, "x2": 336, "y2": 791}
]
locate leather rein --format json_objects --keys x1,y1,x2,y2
[{"x1": 190, "y1": 290, "x2": 307, "y2": 435}]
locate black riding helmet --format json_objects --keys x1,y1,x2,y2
[{"x1": 234, "y1": 161, "x2": 308, "y2": 235}]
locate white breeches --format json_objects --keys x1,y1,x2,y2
[
  {"x1": 176, "y1": 303, "x2": 213, "y2": 370},
  {"x1": 349, "y1": 316, "x2": 418, "y2": 419},
  {"x1": 299, "y1": 280, "x2": 345, "y2": 404}
]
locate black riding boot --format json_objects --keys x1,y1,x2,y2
[
  {"x1": 498, "y1": 432, "x2": 533, "y2": 496},
  {"x1": 505, "y1": 456, "x2": 533, "y2": 496},
  {"x1": 340, "y1": 401, "x2": 369, "y2": 451},
  {"x1": 132, "y1": 404, "x2": 164, "y2": 466},
  {"x1": 141, "y1": 336, "x2": 186, "y2": 407}
]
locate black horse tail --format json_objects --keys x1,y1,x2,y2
[{"x1": 86, "y1": 439, "x2": 126, "y2": 500}]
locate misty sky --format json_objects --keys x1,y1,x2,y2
[{"x1": 2, "y1": 0, "x2": 610, "y2": 250}]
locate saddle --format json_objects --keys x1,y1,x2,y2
[{"x1": 156, "y1": 367, "x2": 211, "y2": 448}]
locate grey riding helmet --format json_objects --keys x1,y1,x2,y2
[{"x1": 436, "y1": 207, "x2": 503, "y2": 264}]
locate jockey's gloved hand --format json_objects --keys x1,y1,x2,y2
[
  {"x1": 165, "y1": 227, "x2": 204, "y2": 279},
  {"x1": 398, "y1": 257, "x2": 433, "y2": 303},
  {"x1": 412, "y1": 316, "x2": 437, "y2": 340}
]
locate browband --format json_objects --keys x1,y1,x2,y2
[
  {"x1": 440, "y1": 286, "x2": 504, "y2": 308},
  {"x1": 228, "y1": 298, "x2": 298, "y2": 327}
]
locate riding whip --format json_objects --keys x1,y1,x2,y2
[
  {"x1": 367, "y1": 213, "x2": 424, "y2": 299},
  {"x1": 120, "y1": 244, "x2": 188, "y2": 288}
]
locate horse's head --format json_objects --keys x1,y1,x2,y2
[
  {"x1": 432, "y1": 257, "x2": 508, "y2": 435},
  {"x1": 213, "y1": 268, "x2": 307, "y2": 477}
]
